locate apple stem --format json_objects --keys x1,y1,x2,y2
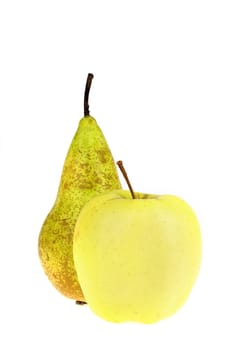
[
  {"x1": 117, "y1": 161, "x2": 136, "y2": 199},
  {"x1": 84, "y1": 73, "x2": 94, "y2": 116}
]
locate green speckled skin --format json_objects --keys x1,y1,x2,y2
[{"x1": 38, "y1": 116, "x2": 121, "y2": 301}]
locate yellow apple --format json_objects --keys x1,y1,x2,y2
[{"x1": 73, "y1": 190, "x2": 202, "y2": 324}]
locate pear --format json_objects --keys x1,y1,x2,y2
[{"x1": 38, "y1": 74, "x2": 121, "y2": 302}]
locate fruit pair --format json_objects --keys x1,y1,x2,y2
[{"x1": 38, "y1": 74, "x2": 202, "y2": 323}]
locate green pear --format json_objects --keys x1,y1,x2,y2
[{"x1": 38, "y1": 74, "x2": 121, "y2": 302}]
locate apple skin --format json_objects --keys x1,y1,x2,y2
[{"x1": 73, "y1": 190, "x2": 202, "y2": 324}]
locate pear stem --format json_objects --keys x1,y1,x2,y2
[
  {"x1": 84, "y1": 73, "x2": 94, "y2": 116},
  {"x1": 117, "y1": 161, "x2": 136, "y2": 199}
]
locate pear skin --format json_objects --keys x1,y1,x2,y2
[{"x1": 38, "y1": 74, "x2": 121, "y2": 301}]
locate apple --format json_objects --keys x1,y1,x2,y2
[{"x1": 73, "y1": 163, "x2": 202, "y2": 324}]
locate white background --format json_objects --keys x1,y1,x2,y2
[{"x1": 1, "y1": 0, "x2": 233, "y2": 349}]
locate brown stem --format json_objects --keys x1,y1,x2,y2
[
  {"x1": 84, "y1": 73, "x2": 94, "y2": 116},
  {"x1": 117, "y1": 161, "x2": 136, "y2": 199}
]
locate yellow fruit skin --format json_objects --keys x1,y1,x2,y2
[
  {"x1": 38, "y1": 116, "x2": 121, "y2": 301},
  {"x1": 73, "y1": 190, "x2": 202, "y2": 322}
]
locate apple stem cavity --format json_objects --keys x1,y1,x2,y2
[
  {"x1": 84, "y1": 73, "x2": 94, "y2": 116},
  {"x1": 117, "y1": 161, "x2": 136, "y2": 199}
]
